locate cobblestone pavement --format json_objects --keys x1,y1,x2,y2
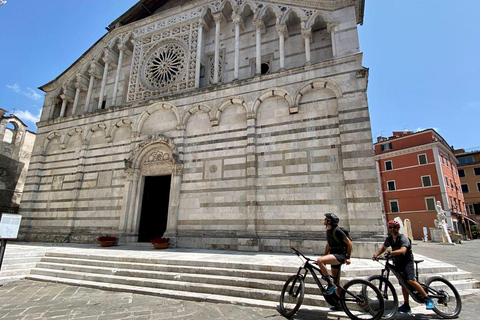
[
  {"x1": 0, "y1": 240, "x2": 478, "y2": 319},
  {"x1": 0, "y1": 279, "x2": 478, "y2": 320}
]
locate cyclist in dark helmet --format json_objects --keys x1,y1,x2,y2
[
  {"x1": 373, "y1": 220, "x2": 435, "y2": 313},
  {"x1": 317, "y1": 213, "x2": 352, "y2": 299}
]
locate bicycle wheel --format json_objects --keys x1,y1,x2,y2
[
  {"x1": 366, "y1": 275, "x2": 398, "y2": 319},
  {"x1": 425, "y1": 276, "x2": 462, "y2": 319},
  {"x1": 279, "y1": 275, "x2": 305, "y2": 317},
  {"x1": 340, "y1": 279, "x2": 384, "y2": 320}
]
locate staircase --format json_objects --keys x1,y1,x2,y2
[{"x1": 24, "y1": 250, "x2": 480, "y2": 312}]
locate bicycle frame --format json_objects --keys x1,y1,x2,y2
[
  {"x1": 291, "y1": 249, "x2": 348, "y2": 307},
  {"x1": 379, "y1": 257, "x2": 443, "y2": 304}
]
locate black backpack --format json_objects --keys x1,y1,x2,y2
[{"x1": 332, "y1": 226, "x2": 351, "y2": 245}]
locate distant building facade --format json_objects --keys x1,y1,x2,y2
[
  {"x1": 20, "y1": 0, "x2": 385, "y2": 257},
  {"x1": 0, "y1": 109, "x2": 36, "y2": 211},
  {"x1": 454, "y1": 148, "x2": 480, "y2": 232},
  {"x1": 374, "y1": 130, "x2": 467, "y2": 240}
]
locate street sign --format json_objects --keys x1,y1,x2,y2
[{"x1": 0, "y1": 213, "x2": 22, "y2": 239}]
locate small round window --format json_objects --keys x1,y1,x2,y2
[
  {"x1": 143, "y1": 42, "x2": 186, "y2": 90},
  {"x1": 261, "y1": 62, "x2": 270, "y2": 75}
]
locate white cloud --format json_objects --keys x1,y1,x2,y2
[
  {"x1": 14, "y1": 109, "x2": 41, "y2": 125},
  {"x1": 466, "y1": 100, "x2": 480, "y2": 109},
  {"x1": 7, "y1": 83, "x2": 42, "y2": 101}
]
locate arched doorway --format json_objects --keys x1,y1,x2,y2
[
  {"x1": 138, "y1": 174, "x2": 171, "y2": 242},
  {"x1": 123, "y1": 134, "x2": 182, "y2": 243}
]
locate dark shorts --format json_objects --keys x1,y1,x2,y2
[
  {"x1": 331, "y1": 253, "x2": 346, "y2": 269},
  {"x1": 395, "y1": 260, "x2": 415, "y2": 281}
]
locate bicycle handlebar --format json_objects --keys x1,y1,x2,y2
[{"x1": 291, "y1": 247, "x2": 314, "y2": 263}]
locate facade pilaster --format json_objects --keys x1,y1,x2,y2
[
  {"x1": 276, "y1": 24, "x2": 288, "y2": 70},
  {"x1": 98, "y1": 48, "x2": 118, "y2": 109},
  {"x1": 253, "y1": 19, "x2": 266, "y2": 75},
  {"x1": 112, "y1": 43, "x2": 131, "y2": 106},
  {"x1": 233, "y1": 14, "x2": 244, "y2": 80},
  {"x1": 327, "y1": 22, "x2": 339, "y2": 58},
  {"x1": 212, "y1": 13, "x2": 225, "y2": 84},
  {"x1": 84, "y1": 61, "x2": 103, "y2": 113}
]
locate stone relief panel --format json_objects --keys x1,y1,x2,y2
[
  {"x1": 52, "y1": 175, "x2": 64, "y2": 190},
  {"x1": 141, "y1": 147, "x2": 175, "y2": 176}
]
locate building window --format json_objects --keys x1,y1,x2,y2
[
  {"x1": 422, "y1": 176, "x2": 432, "y2": 187},
  {"x1": 477, "y1": 182, "x2": 480, "y2": 192},
  {"x1": 445, "y1": 177, "x2": 449, "y2": 187},
  {"x1": 389, "y1": 200, "x2": 399, "y2": 213},
  {"x1": 381, "y1": 143, "x2": 392, "y2": 151},
  {"x1": 418, "y1": 154, "x2": 427, "y2": 165},
  {"x1": 474, "y1": 167, "x2": 480, "y2": 176},
  {"x1": 385, "y1": 161, "x2": 393, "y2": 171},
  {"x1": 450, "y1": 179, "x2": 453, "y2": 188},
  {"x1": 441, "y1": 156, "x2": 445, "y2": 164},
  {"x1": 425, "y1": 197, "x2": 436, "y2": 211},
  {"x1": 387, "y1": 181, "x2": 396, "y2": 191},
  {"x1": 458, "y1": 169, "x2": 465, "y2": 177},
  {"x1": 459, "y1": 157, "x2": 474, "y2": 164},
  {"x1": 461, "y1": 184, "x2": 469, "y2": 193}
]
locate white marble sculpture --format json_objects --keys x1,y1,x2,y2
[{"x1": 435, "y1": 201, "x2": 452, "y2": 244}]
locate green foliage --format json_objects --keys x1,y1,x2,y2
[{"x1": 471, "y1": 225, "x2": 480, "y2": 236}]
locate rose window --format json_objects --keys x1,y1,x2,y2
[{"x1": 144, "y1": 43, "x2": 186, "y2": 89}]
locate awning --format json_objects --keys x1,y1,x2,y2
[{"x1": 464, "y1": 215, "x2": 480, "y2": 226}]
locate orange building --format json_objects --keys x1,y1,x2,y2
[
  {"x1": 374, "y1": 129, "x2": 466, "y2": 240},
  {"x1": 454, "y1": 148, "x2": 480, "y2": 235}
]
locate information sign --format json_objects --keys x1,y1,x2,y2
[{"x1": 0, "y1": 213, "x2": 22, "y2": 239}]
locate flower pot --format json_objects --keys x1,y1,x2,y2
[
  {"x1": 99, "y1": 240, "x2": 116, "y2": 247},
  {"x1": 153, "y1": 242, "x2": 168, "y2": 249}
]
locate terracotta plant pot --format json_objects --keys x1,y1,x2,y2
[
  {"x1": 99, "y1": 240, "x2": 116, "y2": 247},
  {"x1": 153, "y1": 242, "x2": 168, "y2": 249}
]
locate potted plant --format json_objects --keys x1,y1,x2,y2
[
  {"x1": 151, "y1": 237, "x2": 169, "y2": 249},
  {"x1": 97, "y1": 235, "x2": 118, "y2": 247}
]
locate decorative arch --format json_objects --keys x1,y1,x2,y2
[
  {"x1": 294, "y1": 79, "x2": 343, "y2": 107},
  {"x1": 85, "y1": 123, "x2": 107, "y2": 145},
  {"x1": 107, "y1": 118, "x2": 133, "y2": 142},
  {"x1": 43, "y1": 131, "x2": 62, "y2": 153},
  {"x1": 306, "y1": 11, "x2": 332, "y2": 29},
  {"x1": 136, "y1": 102, "x2": 180, "y2": 137},
  {"x1": 280, "y1": 7, "x2": 307, "y2": 25},
  {"x1": 237, "y1": 1, "x2": 258, "y2": 18},
  {"x1": 63, "y1": 127, "x2": 84, "y2": 148},
  {"x1": 257, "y1": 4, "x2": 282, "y2": 20},
  {"x1": 215, "y1": 97, "x2": 249, "y2": 122},
  {"x1": 182, "y1": 103, "x2": 213, "y2": 126},
  {"x1": 252, "y1": 88, "x2": 294, "y2": 117}
]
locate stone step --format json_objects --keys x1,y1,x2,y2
[
  {"x1": 27, "y1": 269, "x2": 330, "y2": 308},
  {"x1": 39, "y1": 256, "x2": 291, "y2": 281}
]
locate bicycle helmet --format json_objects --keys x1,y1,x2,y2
[
  {"x1": 387, "y1": 220, "x2": 400, "y2": 228},
  {"x1": 324, "y1": 213, "x2": 339, "y2": 226}
]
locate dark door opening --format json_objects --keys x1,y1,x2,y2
[{"x1": 138, "y1": 175, "x2": 171, "y2": 242}]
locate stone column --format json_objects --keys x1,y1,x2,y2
[
  {"x1": 328, "y1": 22, "x2": 338, "y2": 58},
  {"x1": 84, "y1": 61, "x2": 102, "y2": 113},
  {"x1": 233, "y1": 14, "x2": 244, "y2": 80},
  {"x1": 98, "y1": 48, "x2": 118, "y2": 110},
  {"x1": 245, "y1": 113, "x2": 257, "y2": 235},
  {"x1": 302, "y1": 28, "x2": 312, "y2": 64},
  {"x1": 112, "y1": 43, "x2": 129, "y2": 106},
  {"x1": 72, "y1": 74, "x2": 88, "y2": 115},
  {"x1": 253, "y1": 19, "x2": 265, "y2": 75},
  {"x1": 212, "y1": 13, "x2": 225, "y2": 84},
  {"x1": 195, "y1": 19, "x2": 206, "y2": 88},
  {"x1": 59, "y1": 96, "x2": 68, "y2": 118},
  {"x1": 276, "y1": 24, "x2": 287, "y2": 70},
  {"x1": 49, "y1": 97, "x2": 59, "y2": 119}
]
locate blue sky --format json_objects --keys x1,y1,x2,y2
[{"x1": 1, "y1": 1, "x2": 479, "y2": 150}]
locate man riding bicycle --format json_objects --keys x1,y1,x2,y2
[
  {"x1": 317, "y1": 213, "x2": 352, "y2": 299},
  {"x1": 372, "y1": 220, "x2": 435, "y2": 313}
]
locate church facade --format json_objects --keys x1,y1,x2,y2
[{"x1": 20, "y1": 0, "x2": 385, "y2": 256}]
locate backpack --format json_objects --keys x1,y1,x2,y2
[{"x1": 332, "y1": 226, "x2": 351, "y2": 245}]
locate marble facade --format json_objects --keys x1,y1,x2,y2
[{"x1": 19, "y1": 0, "x2": 385, "y2": 257}]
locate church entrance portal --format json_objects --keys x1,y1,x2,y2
[{"x1": 138, "y1": 175, "x2": 171, "y2": 242}]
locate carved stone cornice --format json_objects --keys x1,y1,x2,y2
[
  {"x1": 374, "y1": 142, "x2": 452, "y2": 161},
  {"x1": 75, "y1": 74, "x2": 89, "y2": 91},
  {"x1": 102, "y1": 48, "x2": 119, "y2": 67},
  {"x1": 88, "y1": 61, "x2": 103, "y2": 79}
]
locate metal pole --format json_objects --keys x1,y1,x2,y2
[{"x1": 0, "y1": 239, "x2": 7, "y2": 286}]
